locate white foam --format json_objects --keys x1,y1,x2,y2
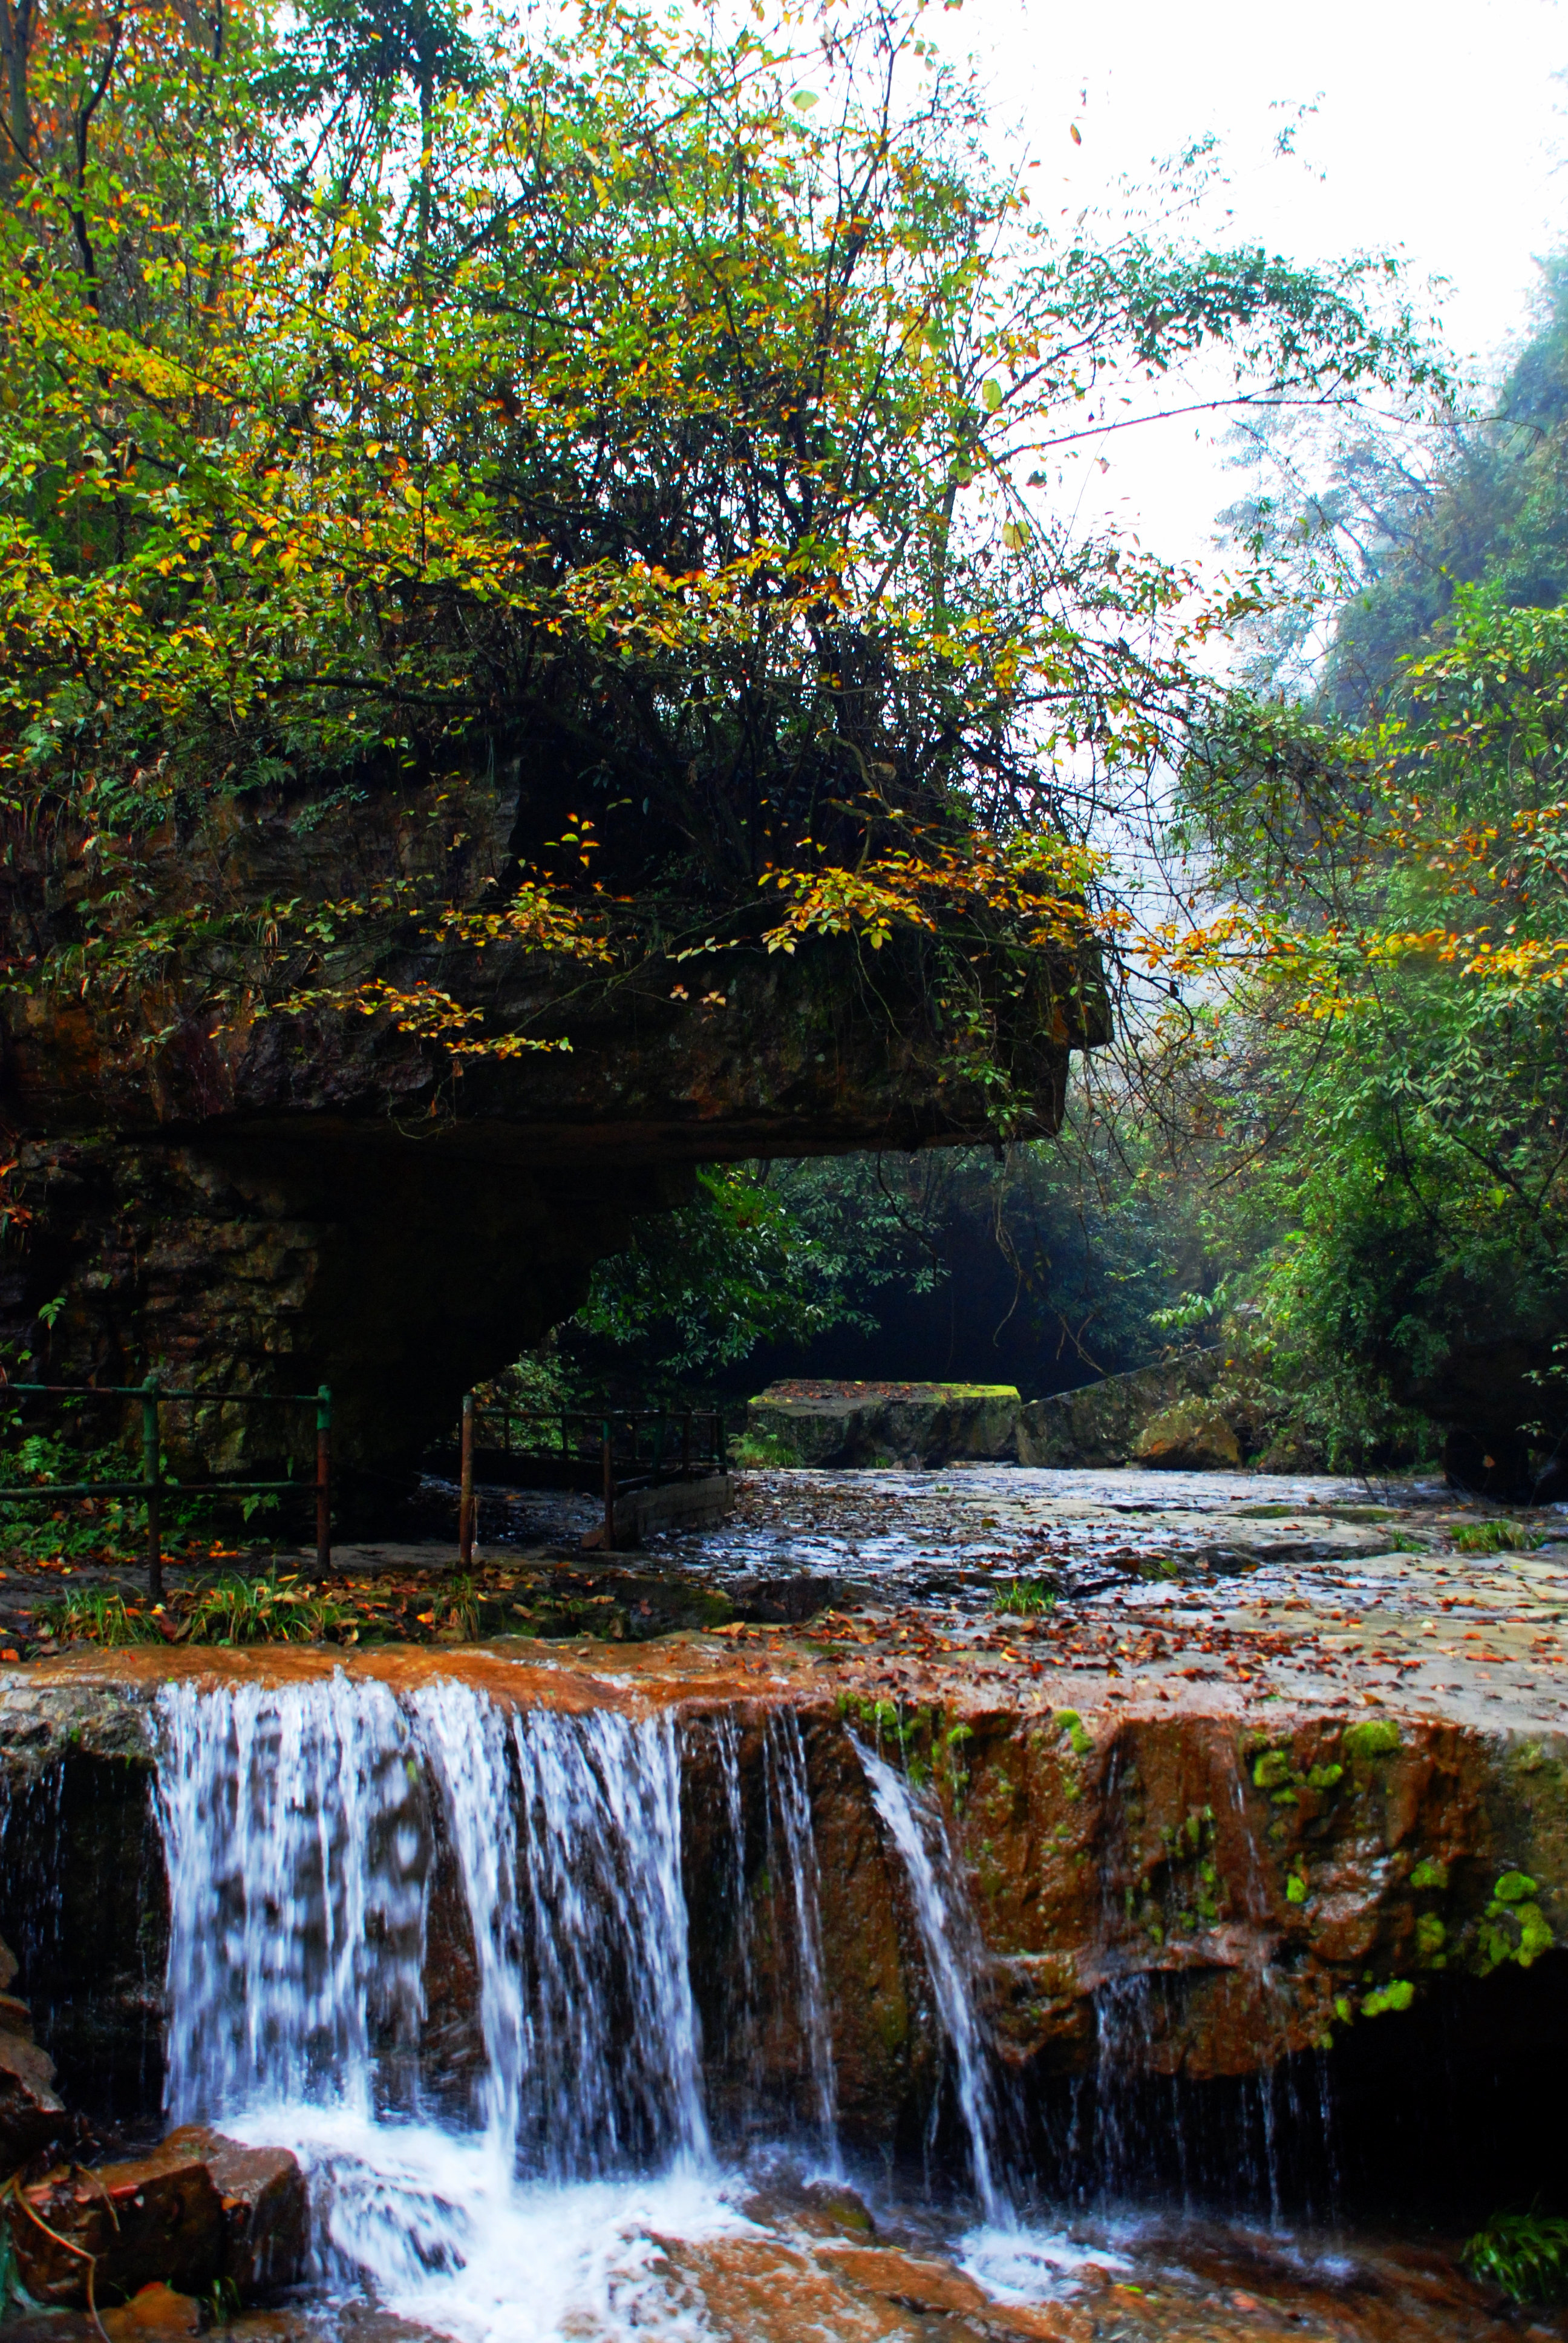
[
  {"x1": 227, "y1": 2103, "x2": 750, "y2": 2343},
  {"x1": 961, "y1": 2219, "x2": 1132, "y2": 2303}
]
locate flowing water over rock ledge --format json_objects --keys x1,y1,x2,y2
[{"x1": 2, "y1": 1467, "x2": 1567, "y2": 2341}]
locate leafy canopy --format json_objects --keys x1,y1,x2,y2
[{"x1": 0, "y1": 0, "x2": 1431, "y2": 1064}]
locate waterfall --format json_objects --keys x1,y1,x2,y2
[
  {"x1": 158, "y1": 1677, "x2": 713, "y2": 2166},
  {"x1": 762, "y1": 1712, "x2": 838, "y2": 2160},
  {"x1": 506, "y1": 1702, "x2": 709, "y2": 2174},
  {"x1": 150, "y1": 1671, "x2": 846, "y2": 2336},
  {"x1": 853, "y1": 1737, "x2": 1010, "y2": 2224},
  {"x1": 158, "y1": 1676, "x2": 430, "y2": 2121},
  {"x1": 713, "y1": 1712, "x2": 758, "y2": 2105}
]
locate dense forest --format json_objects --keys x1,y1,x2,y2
[{"x1": 561, "y1": 272, "x2": 1568, "y2": 1488}]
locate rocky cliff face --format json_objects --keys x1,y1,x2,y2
[
  {"x1": 1, "y1": 767, "x2": 1105, "y2": 1490},
  {"x1": 1, "y1": 1649, "x2": 1563, "y2": 2171}
]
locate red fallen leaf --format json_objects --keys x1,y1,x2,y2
[{"x1": 1, "y1": 1649, "x2": 19, "y2": 1662}]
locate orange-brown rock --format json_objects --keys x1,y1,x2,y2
[
  {"x1": 6, "y1": 2142, "x2": 225, "y2": 2307},
  {"x1": 101, "y1": 2282, "x2": 209, "y2": 2340},
  {"x1": 4, "y1": 1628, "x2": 1568, "y2": 2125},
  {"x1": 161, "y1": 2128, "x2": 308, "y2": 2294}
]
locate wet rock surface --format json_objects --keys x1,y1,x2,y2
[
  {"x1": 5, "y1": 1464, "x2": 1568, "y2": 2114},
  {"x1": 2, "y1": 2132, "x2": 305, "y2": 2315},
  {"x1": 0, "y1": 1929, "x2": 65, "y2": 2172},
  {"x1": 6, "y1": 2141, "x2": 226, "y2": 2307},
  {"x1": 4, "y1": 1467, "x2": 1568, "y2": 2342},
  {"x1": 158, "y1": 2131, "x2": 308, "y2": 2296}
]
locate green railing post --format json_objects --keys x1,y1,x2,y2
[
  {"x1": 142, "y1": 1374, "x2": 162, "y2": 1603},
  {"x1": 459, "y1": 1391, "x2": 475, "y2": 1567},
  {"x1": 315, "y1": 1386, "x2": 333, "y2": 1575}
]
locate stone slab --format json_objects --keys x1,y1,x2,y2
[{"x1": 747, "y1": 1381, "x2": 1021, "y2": 1467}]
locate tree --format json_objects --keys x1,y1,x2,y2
[
  {"x1": 0, "y1": 0, "x2": 1432, "y2": 1095},
  {"x1": 1159, "y1": 313, "x2": 1568, "y2": 1487}
]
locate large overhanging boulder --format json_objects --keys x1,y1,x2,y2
[{"x1": 0, "y1": 766, "x2": 1106, "y2": 1499}]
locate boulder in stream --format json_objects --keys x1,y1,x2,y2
[
  {"x1": 5, "y1": 2141, "x2": 225, "y2": 2306},
  {"x1": 161, "y1": 2126, "x2": 309, "y2": 2294},
  {"x1": 745, "y1": 1379, "x2": 1020, "y2": 1466},
  {"x1": 1132, "y1": 1396, "x2": 1243, "y2": 1470},
  {"x1": 2, "y1": 2129, "x2": 305, "y2": 2309}
]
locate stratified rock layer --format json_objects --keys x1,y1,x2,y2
[
  {"x1": 1, "y1": 772, "x2": 1104, "y2": 1491},
  {"x1": 2, "y1": 1636, "x2": 1564, "y2": 2147}
]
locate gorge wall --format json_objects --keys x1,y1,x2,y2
[{"x1": 0, "y1": 764, "x2": 1106, "y2": 1491}]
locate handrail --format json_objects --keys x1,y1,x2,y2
[
  {"x1": 0, "y1": 1382, "x2": 328, "y2": 1403},
  {"x1": 0, "y1": 1378, "x2": 332, "y2": 1599},
  {"x1": 456, "y1": 1398, "x2": 727, "y2": 1557}
]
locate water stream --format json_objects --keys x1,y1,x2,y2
[
  {"x1": 852, "y1": 1735, "x2": 1011, "y2": 2224},
  {"x1": 126, "y1": 1658, "x2": 1532, "y2": 2342},
  {"x1": 152, "y1": 1676, "x2": 872, "y2": 2341}
]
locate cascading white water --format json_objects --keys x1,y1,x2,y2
[
  {"x1": 507, "y1": 1702, "x2": 709, "y2": 2173},
  {"x1": 762, "y1": 1712, "x2": 838, "y2": 2160},
  {"x1": 151, "y1": 1673, "x2": 838, "y2": 2341},
  {"x1": 158, "y1": 1676, "x2": 429, "y2": 2121},
  {"x1": 854, "y1": 1737, "x2": 1010, "y2": 2224},
  {"x1": 713, "y1": 1712, "x2": 758, "y2": 2104}
]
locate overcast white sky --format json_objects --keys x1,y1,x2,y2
[{"x1": 936, "y1": 0, "x2": 1566, "y2": 567}]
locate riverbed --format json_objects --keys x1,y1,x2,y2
[{"x1": 3, "y1": 1464, "x2": 1566, "y2": 2343}]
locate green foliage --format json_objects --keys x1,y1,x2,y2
[
  {"x1": 1451, "y1": 1521, "x2": 1546, "y2": 1555},
  {"x1": 34, "y1": 1587, "x2": 159, "y2": 1647},
  {"x1": 1464, "y1": 2209, "x2": 1568, "y2": 2305},
  {"x1": 991, "y1": 1576, "x2": 1054, "y2": 1616},
  {"x1": 569, "y1": 1101, "x2": 1217, "y2": 1396},
  {"x1": 1055, "y1": 1708, "x2": 1094, "y2": 1758},
  {"x1": 1360, "y1": 1978, "x2": 1414, "y2": 2017},
  {"x1": 1135, "y1": 277, "x2": 1568, "y2": 1470},
  {"x1": 0, "y1": 1408, "x2": 140, "y2": 1565},
  {"x1": 0, "y1": 0, "x2": 1428, "y2": 1096},
  {"x1": 567, "y1": 1165, "x2": 886, "y2": 1389}
]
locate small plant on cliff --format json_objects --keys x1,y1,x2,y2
[{"x1": 1464, "y1": 2209, "x2": 1568, "y2": 2305}]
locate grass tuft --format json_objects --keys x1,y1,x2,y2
[
  {"x1": 992, "y1": 1576, "x2": 1055, "y2": 1616},
  {"x1": 35, "y1": 1587, "x2": 159, "y2": 1647},
  {"x1": 1452, "y1": 1519, "x2": 1546, "y2": 1555},
  {"x1": 1464, "y1": 2209, "x2": 1568, "y2": 2304}
]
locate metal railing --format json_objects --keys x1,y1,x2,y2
[
  {"x1": 0, "y1": 1380, "x2": 332, "y2": 1598},
  {"x1": 456, "y1": 1400, "x2": 727, "y2": 1557}
]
